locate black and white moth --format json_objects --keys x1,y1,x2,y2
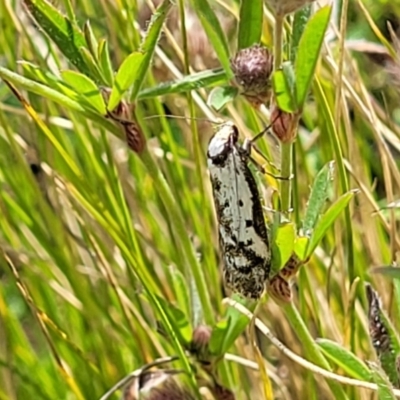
[{"x1": 207, "y1": 122, "x2": 271, "y2": 299}]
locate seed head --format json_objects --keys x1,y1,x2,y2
[{"x1": 230, "y1": 44, "x2": 274, "y2": 107}]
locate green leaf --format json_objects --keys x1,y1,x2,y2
[
  {"x1": 306, "y1": 190, "x2": 356, "y2": 257},
  {"x1": 303, "y1": 161, "x2": 335, "y2": 235},
  {"x1": 23, "y1": 0, "x2": 93, "y2": 80},
  {"x1": 272, "y1": 68, "x2": 296, "y2": 113},
  {"x1": 130, "y1": 0, "x2": 173, "y2": 101},
  {"x1": 169, "y1": 266, "x2": 191, "y2": 321},
  {"x1": 295, "y1": 5, "x2": 331, "y2": 108},
  {"x1": 61, "y1": 70, "x2": 106, "y2": 114},
  {"x1": 294, "y1": 236, "x2": 309, "y2": 260},
  {"x1": 209, "y1": 318, "x2": 230, "y2": 356},
  {"x1": 83, "y1": 20, "x2": 98, "y2": 60},
  {"x1": 189, "y1": 0, "x2": 232, "y2": 77},
  {"x1": 138, "y1": 68, "x2": 228, "y2": 99},
  {"x1": 155, "y1": 295, "x2": 192, "y2": 346},
  {"x1": 98, "y1": 39, "x2": 114, "y2": 86},
  {"x1": 368, "y1": 362, "x2": 397, "y2": 400},
  {"x1": 271, "y1": 222, "x2": 295, "y2": 274},
  {"x1": 209, "y1": 295, "x2": 253, "y2": 356},
  {"x1": 291, "y1": 5, "x2": 313, "y2": 62},
  {"x1": 0, "y1": 67, "x2": 121, "y2": 137},
  {"x1": 108, "y1": 52, "x2": 145, "y2": 112},
  {"x1": 238, "y1": 0, "x2": 263, "y2": 50},
  {"x1": 207, "y1": 86, "x2": 238, "y2": 111},
  {"x1": 316, "y1": 338, "x2": 372, "y2": 381}
]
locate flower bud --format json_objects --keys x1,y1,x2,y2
[
  {"x1": 121, "y1": 120, "x2": 146, "y2": 154},
  {"x1": 270, "y1": 105, "x2": 298, "y2": 143},
  {"x1": 192, "y1": 325, "x2": 212, "y2": 349},
  {"x1": 101, "y1": 87, "x2": 146, "y2": 153},
  {"x1": 278, "y1": 253, "x2": 301, "y2": 280},
  {"x1": 266, "y1": 0, "x2": 315, "y2": 16},
  {"x1": 230, "y1": 44, "x2": 274, "y2": 107},
  {"x1": 267, "y1": 274, "x2": 292, "y2": 303},
  {"x1": 191, "y1": 325, "x2": 212, "y2": 363}
]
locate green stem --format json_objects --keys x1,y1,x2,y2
[
  {"x1": 273, "y1": 14, "x2": 284, "y2": 69},
  {"x1": 284, "y1": 303, "x2": 348, "y2": 399},
  {"x1": 273, "y1": 13, "x2": 293, "y2": 215},
  {"x1": 280, "y1": 141, "x2": 292, "y2": 214}
]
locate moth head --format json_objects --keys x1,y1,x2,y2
[{"x1": 207, "y1": 122, "x2": 239, "y2": 162}]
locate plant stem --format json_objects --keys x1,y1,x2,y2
[
  {"x1": 284, "y1": 302, "x2": 349, "y2": 400},
  {"x1": 273, "y1": 14, "x2": 284, "y2": 70},
  {"x1": 273, "y1": 13, "x2": 293, "y2": 215},
  {"x1": 280, "y1": 141, "x2": 293, "y2": 214}
]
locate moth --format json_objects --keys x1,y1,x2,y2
[{"x1": 207, "y1": 122, "x2": 271, "y2": 299}]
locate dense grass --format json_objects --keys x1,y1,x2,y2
[{"x1": 0, "y1": 0, "x2": 400, "y2": 399}]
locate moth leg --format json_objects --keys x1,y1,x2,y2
[
  {"x1": 248, "y1": 155, "x2": 292, "y2": 181},
  {"x1": 252, "y1": 144, "x2": 280, "y2": 171}
]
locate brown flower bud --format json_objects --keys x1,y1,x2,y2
[
  {"x1": 230, "y1": 44, "x2": 274, "y2": 107},
  {"x1": 191, "y1": 325, "x2": 212, "y2": 363},
  {"x1": 266, "y1": 0, "x2": 315, "y2": 16},
  {"x1": 192, "y1": 325, "x2": 212, "y2": 349},
  {"x1": 121, "y1": 120, "x2": 146, "y2": 154},
  {"x1": 267, "y1": 274, "x2": 292, "y2": 303},
  {"x1": 278, "y1": 253, "x2": 302, "y2": 280},
  {"x1": 101, "y1": 87, "x2": 146, "y2": 153},
  {"x1": 270, "y1": 105, "x2": 298, "y2": 143}
]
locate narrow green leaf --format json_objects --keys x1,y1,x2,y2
[
  {"x1": 291, "y1": 5, "x2": 313, "y2": 62},
  {"x1": 23, "y1": 0, "x2": 93, "y2": 79},
  {"x1": 271, "y1": 222, "x2": 295, "y2": 273},
  {"x1": 130, "y1": 0, "x2": 173, "y2": 101},
  {"x1": 272, "y1": 69, "x2": 296, "y2": 113},
  {"x1": 307, "y1": 190, "x2": 356, "y2": 257},
  {"x1": 317, "y1": 338, "x2": 372, "y2": 381},
  {"x1": 61, "y1": 70, "x2": 106, "y2": 114},
  {"x1": 238, "y1": 0, "x2": 263, "y2": 50},
  {"x1": 209, "y1": 295, "x2": 253, "y2": 356},
  {"x1": 368, "y1": 362, "x2": 397, "y2": 400},
  {"x1": 155, "y1": 295, "x2": 193, "y2": 346},
  {"x1": 189, "y1": 0, "x2": 232, "y2": 77},
  {"x1": 209, "y1": 318, "x2": 230, "y2": 356},
  {"x1": 138, "y1": 68, "x2": 227, "y2": 99},
  {"x1": 294, "y1": 236, "x2": 309, "y2": 260},
  {"x1": 98, "y1": 39, "x2": 114, "y2": 86},
  {"x1": 169, "y1": 266, "x2": 191, "y2": 322},
  {"x1": 0, "y1": 67, "x2": 121, "y2": 137},
  {"x1": 79, "y1": 47, "x2": 105, "y2": 84},
  {"x1": 83, "y1": 20, "x2": 98, "y2": 60},
  {"x1": 295, "y1": 5, "x2": 331, "y2": 108},
  {"x1": 303, "y1": 161, "x2": 335, "y2": 234},
  {"x1": 108, "y1": 52, "x2": 145, "y2": 112},
  {"x1": 207, "y1": 86, "x2": 238, "y2": 111}
]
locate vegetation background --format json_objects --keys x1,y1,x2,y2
[{"x1": 0, "y1": 0, "x2": 400, "y2": 399}]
